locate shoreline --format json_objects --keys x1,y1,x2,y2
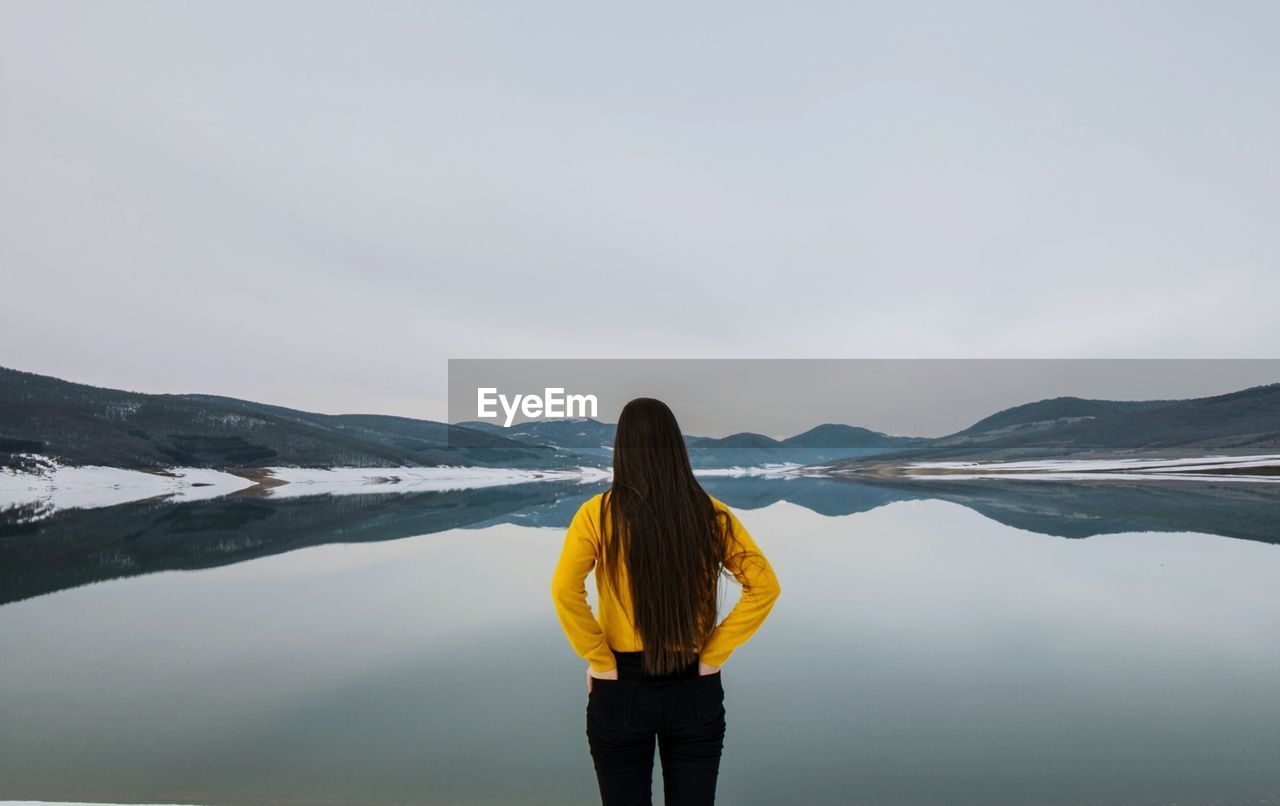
[
  {"x1": 831, "y1": 453, "x2": 1280, "y2": 483},
  {"x1": 0, "y1": 459, "x2": 805, "y2": 517},
  {"x1": 4, "y1": 454, "x2": 1279, "y2": 520}
]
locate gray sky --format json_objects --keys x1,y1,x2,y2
[{"x1": 3, "y1": 1, "x2": 1278, "y2": 422}]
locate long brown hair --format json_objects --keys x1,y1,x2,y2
[{"x1": 599, "y1": 397, "x2": 736, "y2": 675}]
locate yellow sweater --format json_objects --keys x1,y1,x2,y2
[{"x1": 551, "y1": 491, "x2": 782, "y2": 672}]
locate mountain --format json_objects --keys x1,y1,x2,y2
[
  {"x1": 10, "y1": 366, "x2": 1275, "y2": 473},
  {"x1": 929, "y1": 397, "x2": 1172, "y2": 447},
  {"x1": 0, "y1": 366, "x2": 921, "y2": 472},
  {"x1": 0, "y1": 367, "x2": 564, "y2": 470},
  {"x1": 822, "y1": 383, "x2": 1280, "y2": 470},
  {"x1": 937, "y1": 385, "x2": 1280, "y2": 451},
  {"x1": 461, "y1": 422, "x2": 919, "y2": 467},
  {"x1": 681, "y1": 429, "x2": 910, "y2": 467},
  {"x1": 781, "y1": 423, "x2": 929, "y2": 449},
  {"x1": 695, "y1": 432, "x2": 782, "y2": 449},
  {"x1": 458, "y1": 418, "x2": 616, "y2": 458}
]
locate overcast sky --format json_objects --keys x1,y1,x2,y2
[{"x1": 2, "y1": 1, "x2": 1277, "y2": 422}]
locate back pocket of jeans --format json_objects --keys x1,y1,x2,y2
[
  {"x1": 587, "y1": 680, "x2": 633, "y2": 731},
  {"x1": 689, "y1": 673, "x2": 725, "y2": 722}
]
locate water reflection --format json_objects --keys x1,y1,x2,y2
[
  {"x1": 4, "y1": 477, "x2": 1279, "y2": 607},
  {"x1": 1, "y1": 479, "x2": 1278, "y2": 805}
]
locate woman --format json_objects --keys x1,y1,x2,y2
[{"x1": 551, "y1": 397, "x2": 782, "y2": 806}]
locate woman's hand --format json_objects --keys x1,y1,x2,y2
[
  {"x1": 587, "y1": 666, "x2": 618, "y2": 692},
  {"x1": 698, "y1": 661, "x2": 722, "y2": 676}
]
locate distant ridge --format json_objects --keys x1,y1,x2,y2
[
  {"x1": 943, "y1": 397, "x2": 1170, "y2": 441},
  {"x1": 822, "y1": 382, "x2": 1280, "y2": 471},
  {"x1": 459, "y1": 418, "x2": 616, "y2": 454},
  {"x1": 933, "y1": 385, "x2": 1280, "y2": 451},
  {"x1": 0, "y1": 367, "x2": 563, "y2": 470},
  {"x1": 6, "y1": 366, "x2": 1278, "y2": 472},
  {"x1": 781, "y1": 423, "x2": 929, "y2": 449},
  {"x1": 697, "y1": 432, "x2": 783, "y2": 449},
  {"x1": 464, "y1": 420, "x2": 928, "y2": 468}
]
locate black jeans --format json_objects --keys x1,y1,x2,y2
[{"x1": 585, "y1": 650, "x2": 726, "y2": 806}]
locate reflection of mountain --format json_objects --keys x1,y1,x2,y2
[
  {"x1": 700, "y1": 477, "x2": 922, "y2": 517},
  {"x1": 463, "y1": 481, "x2": 611, "y2": 529},
  {"x1": 0, "y1": 483, "x2": 590, "y2": 606},
  {"x1": 4, "y1": 477, "x2": 1277, "y2": 606},
  {"x1": 465, "y1": 478, "x2": 921, "y2": 527},
  {"x1": 437, "y1": 477, "x2": 1280, "y2": 546},
  {"x1": 708, "y1": 477, "x2": 1280, "y2": 545},
  {"x1": 861, "y1": 477, "x2": 1280, "y2": 542}
]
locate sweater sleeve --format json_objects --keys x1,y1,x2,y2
[
  {"x1": 699, "y1": 501, "x2": 782, "y2": 667},
  {"x1": 550, "y1": 498, "x2": 618, "y2": 673}
]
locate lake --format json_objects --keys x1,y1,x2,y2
[{"x1": 2, "y1": 476, "x2": 1279, "y2": 805}]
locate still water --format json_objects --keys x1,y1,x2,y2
[{"x1": 2, "y1": 477, "x2": 1278, "y2": 805}]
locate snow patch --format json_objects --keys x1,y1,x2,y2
[
  {"x1": 263, "y1": 465, "x2": 610, "y2": 498},
  {"x1": 0, "y1": 456, "x2": 257, "y2": 517},
  {"x1": 693, "y1": 463, "x2": 804, "y2": 479},
  {"x1": 901, "y1": 454, "x2": 1280, "y2": 483}
]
